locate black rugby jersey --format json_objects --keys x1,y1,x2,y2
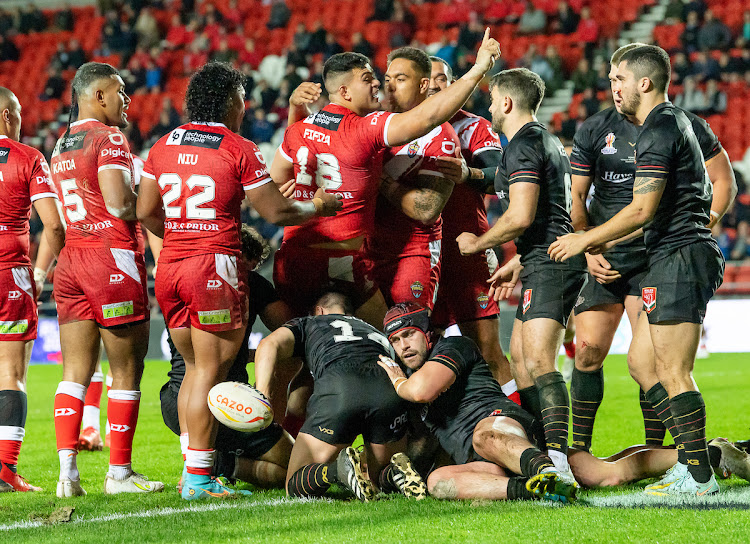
[
  {"x1": 636, "y1": 102, "x2": 715, "y2": 262},
  {"x1": 571, "y1": 106, "x2": 721, "y2": 255},
  {"x1": 167, "y1": 271, "x2": 279, "y2": 386},
  {"x1": 418, "y1": 336, "x2": 508, "y2": 437},
  {"x1": 285, "y1": 314, "x2": 395, "y2": 380},
  {"x1": 494, "y1": 122, "x2": 575, "y2": 264}
]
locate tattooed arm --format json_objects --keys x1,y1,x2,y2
[
  {"x1": 379, "y1": 173, "x2": 455, "y2": 226},
  {"x1": 549, "y1": 176, "x2": 666, "y2": 261}
]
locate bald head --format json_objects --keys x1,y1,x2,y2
[{"x1": 0, "y1": 87, "x2": 21, "y2": 141}]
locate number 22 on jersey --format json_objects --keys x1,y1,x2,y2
[{"x1": 158, "y1": 173, "x2": 216, "y2": 219}]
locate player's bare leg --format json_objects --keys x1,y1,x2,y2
[
  {"x1": 458, "y1": 317, "x2": 514, "y2": 387},
  {"x1": 570, "y1": 303, "x2": 623, "y2": 452},
  {"x1": 0, "y1": 340, "x2": 41, "y2": 491},
  {"x1": 561, "y1": 313, "x2": 576, "y2": 382},
  {"x1": 232, "y1": 431, "x2": 293, "y2": 488},
  {"x1": 285, "y1": 433, "x2": 375, "y2": 501},
  {"x1": 569, "y1": 446, "x2": 677, "y2": 488},
  {"x1": 354, "y1": 289, "x2": 389, "y2": 331},
  {"x1": 99, "y1": 321, "x2": 162, "y2": 493},
  {"x1": 79, "y1": 357, "x2": 105, "y2": 451},
  {"x1": 427, "y1": 462, "x2": 511, "y2": 500},
  {"x1": 283, "y1": 365, "x2": 312, "y2": 437},
  {"x1": 55, "y1": 320, "x2": 101, "y2": 497}
]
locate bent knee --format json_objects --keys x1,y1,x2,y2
[{"x1": 426, "y1": 473, "x2": 458, "y2": 500}]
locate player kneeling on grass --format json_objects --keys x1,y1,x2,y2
[
  {"x1": 255, "y1": 292, "x2": 426, "y2": 501},
  {"x1": 378, "y1": 303, "x2": 577, "y2": 503},
  {"x1": 160, "y1": 226, "x2": 294, "y2": 490}
]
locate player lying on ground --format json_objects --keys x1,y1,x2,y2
[
  {"x1": 160, "y1": 226, "x2": 294, "y2": 490},
  {"x1": 0, "y1": 87, "x2": 65, "y2": 493},
  {"x1": 49, "y1": 62, "x2": 163, "y2": 497},
  {"x1": 138, "y1": 62, "x2": 342, "y2": 500},
  {"x1": 255, "y1": 292, "x2": 427, "y2": 501},
  {"x1": 377, "y1": 303, "x2": 578, "y2": 503}
]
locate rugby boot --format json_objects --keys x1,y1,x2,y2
[
  {"x1": 0, "y1": 462, "x2": 41, "y2": 492},
  {"x1": 336, "y1": 446, "x2": 376, "y2": 502},
  {"x1": 389, "y1": 453, "x2": 427, "y2": 500},
  {"x1": 644, "y1": 461, "x2": 688, "y2": 493},
  {"x1": 710, "y1": 437, "x2": 750, "y2": 482},
  {"x1": 57, "y1": 478, "x2": 87, "y2": 497},
  {"x1": 646, "y1": 471, "x2": 719, "y2": 497},
  {"x1": 181, "y1": 473, "x2": 250, "y2": 500},
  {"x1": 104, "y1": 471, "x2": 165, "y2": 494},
  {"x1": 526, "y1": 469, "x2": 579, "y2": 503},
  {"x1": 77, "y1": 426, "x2": 104, "y2": 451}
]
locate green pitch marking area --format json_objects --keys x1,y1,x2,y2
[{"x1": 2, "y1": 354, "x2": 750, "y2": 543}]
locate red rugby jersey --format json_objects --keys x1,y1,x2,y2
[
  {"x1": 0, "y1": 136, "x2": 58, "y2": 270},
  {"x1": 279, "y1": 103, "x2": 395, "y2": 245},
  {"x1": 369, "y1": 122, "x2": 460, "y2": 257},
  {"x1": 142, "y1": 122, "x2": 271, "y2": 261},
  {"x1": 50, "y1": 119, "x2": 137, "y2": 250},
  {"x1": 442, "y1": 110, "x2": 503, "y2": 238}
]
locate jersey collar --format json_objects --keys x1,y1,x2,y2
[
  {"x1": 643, "y1": 101, "x2": 672, "y2": 125},
  {"x1": 191, "y1": 121, "x2": 228, "y2": 129},
  {"x1": 70, "y1": 118, "x2": 101, "y2": 127},
  {"x1": 0, "y1": 135, "x2": 7, "y2": 140}
]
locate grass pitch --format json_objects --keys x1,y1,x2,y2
[{"x1": 2, "y1": 354, "x2": 750, "y2": 542}]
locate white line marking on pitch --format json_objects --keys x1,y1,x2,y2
[{"x1": 0, "y1": 496, "x2": 326, "y2": 532}]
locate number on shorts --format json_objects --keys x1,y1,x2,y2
[
  {"x1": 294, "y1": 146, "x2": 342, "y2": 190},
  {"x1": 158, "y1": 173, "x2": 216, "y2": 220},
  {"x1": 59, "y1": 178, "x2": 87, "y2": 223}
]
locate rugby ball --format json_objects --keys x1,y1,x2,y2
[{"x1": 207, "y1": 382, "x2": 273, "y2": 433}]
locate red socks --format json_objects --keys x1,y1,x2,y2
[
  {"x1": 107, "y1": 390, "x2": 141, "y2": 466},
  {"x1": 54, "y1": 382, "x2": 86, "y2": 451}
]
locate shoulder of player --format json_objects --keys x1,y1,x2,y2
[
  {"x1": 575, "y1": 106, "x2": 620, "y2": 136},
  {"x1": 429, "y1": 336, "x2": 473, "y2": 361},
  {"x1": 3, "y1": 138, "x2": 44, "y2": 162},
  {"x1": 678, "y1": 107, "x2": 716, "y2": 138}
]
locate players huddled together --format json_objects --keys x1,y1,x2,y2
[{"x1": 1, "y1": 31, "x2": 749, "y2": 504}]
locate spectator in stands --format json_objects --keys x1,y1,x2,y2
[
  {"x1": 55, "y1": 3, "x2": 75, "y2": 32},
  {"x1": 0, "y1": 35, "x2": 19, "y2": 62},
  {"x1": 595, "y1": 62, "x2": 611, "y2": 91},
  {"x1": 322, "y1": 32, "x2": 344, "y2": 60},
  {"x1": 267, "y1": 0, "x2": 291, "y2": 30},
  {"x1": 518, "y1": 0, "x2": 547, "y2": 34},
  {"x1": 744, "y1": 11, "x2": 750, "y2": 41},
  {"x1": 552, "y1": 1, "x2": 579, "y2": 35},
  {"x1": 135, "y1": 7, "x2": 161, "y2": 50},
  {"x1": 211, "y1": 39, "x2": 237, "y2": 64},
  {"x1": 389, "y1": 2, "x2": 415, "y2": 47},
  {"x1": 368, "y1": 0, "x2": 395, "y2": 22},
  {"x1": 102, "y1": 10, "x2": 123, "y2": 52},
  {"x1": 351, "y1": 32, "x2": 375, "y2": 60},
  {"x1": 148, "y1": 110, "x2": 178, "y2": 145},
  {"x1": 581, "y1": 87, "x2": 601, "y2": 117},
  {"x1": 184, "y1": 40, "x2": 209, "y2": 74},
  {"x1": 18, "y1": 3, "x2": 46, "y2": 34},
  {"x1": 485, "y1": 0, "x2": 512, "y2": 24},
  {"x1": 253, "y1": 79, "x2": 278, "y2": 112},
  {"x1": 664, "y1": 0, "x2": 684, "y2": 24},
  {"x1": 698, "y1": 10, "x2": 732, "y2": 51},
  {"x1": 683, "y1": 0, "x2": 708, "y2": 22},
  {"x1": 249, "y1": 109, "x2": 275, "y2": 144},
  {"x1": 166, "y1": 14, "x2": 194, "y2": 48},
  {"x1": 0, "y1": 8, "x2": 14, "y2": 36},
  {"x1": 285, "y1": 43, "x2": 307, "y2": 69},
  {"x1": 436, "y1": 0, "x2": 471, "y2": 28},
  {"x1": 433, "y1": 36, "x2": 458, "y2": 68},
  {"x1": 692, "y1": 50, "x2": 721, "y2": 82},
  {"x1": 672, "y1": 51, "x2": 693, "y2": 85},
  {"x1": 145, "y1": 59, "x2": 162, "y2": 92},
  {"x1": 576, "y1": 7, "x2": 599, "y2": 60},
  {"x1": 457, "y1": 12, "x2": 484, "y2": 55},
  {"x1": 307, "y1": 21, "x2": 327, "y2": 55},
  {"x1": 556, "y1": 110, "x2": 577, "y2": 144},
  {"x1": 673, "y1": 75, "x2": 706, "y2": 112},
  {"x1": 703, "y1": 79, "x2": 727, "y2": 114},
  {"x1": 681, "y1": 11, "x2": 702, "y2": 54},
  {"x1": 571, "y1": 57, "x2": 596, "y2": 93},
  {"x1": 67, "y1": 39, "x2": 87, "y2": 70},
  {"x1": 544, "y1": 45, "x2": 565, "y2": 93},
  {"x1": 292, "y1": 23, "x2": 312, "y2": 54},
  {"x1": 718, "y1": 52, "x2": 743, "y2": 80},
  {"x1": 239, "y1": 38, "x2": 264, "y2": 69},
  {"x1": 41, "y1": 66, "x2": 65, "y2": 101}
]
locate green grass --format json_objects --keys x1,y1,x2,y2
[{"x1": 2, "y1": 354, "x2": 750, "y2": 542}]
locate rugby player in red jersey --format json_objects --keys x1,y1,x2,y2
[
  {"x1": 271, "y1": 30, "x2": 502, "y2": 328},
  {"x1": 137, "y1": 62, "x2": 341, "y2": 500},
  {"x1": 367, "y1": 47, "x2": 461, "y2": 312},
  {"x1": 426, "y1": 56, "x2": 517, "y2": 400},
  {"x1": 49, "y1": 63, "x2": 163, "y2": 497},
  {"x1": 0, "y1": 88, "x2": 65, "y2": 492}
]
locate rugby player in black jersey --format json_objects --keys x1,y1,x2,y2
[
  {"x1": 549, "y1": 45, "x2": 728, "y2": 496},
  {"x1": 160, "y1": 226, "x2": 294, "y2": 490},
  {"x1": 567, "y1": 43, "x2": 737, "y2": 454},
  {"x1": 253, "y1": 292, "x2": 426, "y2": 501},
  {"x1": 378, "y1": 303, "x2": 578, "y2": 503},
  {"x1": 457, "y1": 68, "x2": 586, "y2": 483}
]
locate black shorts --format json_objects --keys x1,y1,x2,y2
[
  {"x1": 640, "y1": 242, "x2": 724, "y2": 325},
  {"x1": 160, "y1": 381, "x2": 284, "y2": 459},
  {"x1": 432, "y1": 397, "x2": 538, "y2": 465},
  {"x1": 574, "y1": 250, "x2": 648, "y2": 314},
  {"x1": 516, "y1": 256, "x2": 586, "y2": 326},
  {"x1": 300, "y1": 369, "x2": 408, "y2": 445}
]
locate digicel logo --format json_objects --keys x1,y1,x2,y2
[{"x1": 101, "y1": 148, "x2": 129, "y2": 158}]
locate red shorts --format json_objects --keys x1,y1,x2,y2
[
  {"x1": 0, "y1": 266, "x2": 37, "y2": 341},
  {"x1": 54, "y1": 247, "x2": 150, "y2": 327},
  {"x1": 156, "y1": 253, "x2": 248, "y2": 332},
  {"x1": 273, "y1": 243, "x2": 378, "y2": 317},
  {"x1": 372, "y1": 240, "x2": 441, "y2": 311},
  {"x1": 432, "y1": 240, "x2": 499, "y2": 328}
]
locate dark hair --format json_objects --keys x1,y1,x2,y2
[
  {"x1": 65, "y1": 62, "x2": 120, "y2": 137},
  {"x1": 429, "y1": 56, "x2": 453, "y2": 81},
  {"x1": 620, "y1": 45, "x2": 671, "y2": 94},
  {"x1": 315, "y1": 291, "x2": 354, "y2": 315},
  {"x1": 388, "y1": 47, "x2": 431, "y2": 79},
  {"x1": 488, "y1": 68, "x2": 545, "y2": 114},
  {"x1": 610, "y1": 42, "x2": 647, "y2": 67},
  {"x1": 322, "y1": 52, "x2": 371, "y2": 90},
  {"x1": 240, "y1": 225, "x2": 270, "y2": 269},
  {"x1": 185, "y1": 62, "x2": 245, "y2": 123}
]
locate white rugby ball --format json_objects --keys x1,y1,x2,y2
[{"x1": 207, "y1": 382, "x2": 273, "y2": 433}]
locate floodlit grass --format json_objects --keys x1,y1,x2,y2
[{"x1": 2, "y1": 354, "x2": 750, "y2": 542}]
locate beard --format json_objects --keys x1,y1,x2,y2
[
  {"x1": 491, "y1": 111, "x2": 505, "y2": 136},
  {"x1": 619, "y1": 90, "x2": 641, "y2": 116}
]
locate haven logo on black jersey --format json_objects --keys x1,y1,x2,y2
[
  {"x1": 166, "y1": 128, "x2": 224, "y2": 149},
  {"x1": 0, "y1": 147, "x2": 9, "y2": 164}
]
